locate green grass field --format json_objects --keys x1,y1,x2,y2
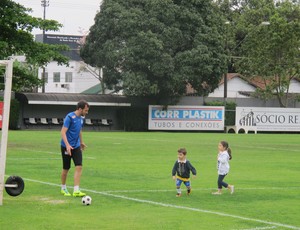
[{"x1": 0, "y1": 130, "x2": 299, "y2": 230}]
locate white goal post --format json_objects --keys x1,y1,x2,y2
[{"x1": 0, "y1": 59, "x2": 14, "y2": 205}]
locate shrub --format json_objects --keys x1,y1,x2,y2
[{"x1": 204, "y1": 101, "x2": 236, "y2": 126}]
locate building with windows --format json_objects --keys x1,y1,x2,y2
[
  {"x1": 208, "y1": 73, "x2": 300, "y2": 99},
  {"x1": 37, "y1": 60, "x2": 101, "y2": 93},
  {"x1": 35, "y1": 34, "x2": 101, "y2": 94}
]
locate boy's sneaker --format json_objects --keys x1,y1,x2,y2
[
  {"x1": 187, "y1": 189, "x2": 191, "y2": 196},
  {"x1": 73, "y1": 190, "x2": 86, "y2": 197},
  {"x1": 176, "y1": 193, "x2": 182, "y2": 197},
  {"x1": 61, "y1": 189, "x2": 71, "y2": 197}
]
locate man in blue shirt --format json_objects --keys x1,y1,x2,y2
[{"x1": 60, "y1": 100, "x2": 90, "y2": 197}]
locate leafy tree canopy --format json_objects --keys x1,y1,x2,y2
[
  {"x1": 216, "y1": 0, "x2": 300, "y2": 107},
  {"x1": 0, "y1": 0, "x2": 69, "y2": 91},
  {"x1": 231, "y1": 0, "x2": 300, "y2": 107},
  {"x1": 81, "y1": 0, "x2": 226, "y2": 102}
]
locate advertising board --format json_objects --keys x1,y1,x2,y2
[
  {"x1": 149, "y1": 105, "x2": 224, "y2": 131},
  {"x1": 236, "y1": 107, "x2": 300, "y2": 131}
]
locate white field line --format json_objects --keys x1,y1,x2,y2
[
  {"x1": 19, "y1": 177, "x2": 300, "y2": 230},
  {"x1": 92, "y1": 136, "x2": 300, "y2": 152},
  {"x1": 101, "y1": 187, "x2": 300, "y2": 193},
  {"x1": 236, "y1": 226, "x2": 277, "y2": 230}
]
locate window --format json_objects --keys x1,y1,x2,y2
[
  {"x1": 65, "y1": 72, "x2": 73, "y2": 83},
  {"x1": 53, "y1": 72, "x2": 60, "y2": 82},
  {"x1": 41, "y1": 72, "x2": 48, "y2": 83}
]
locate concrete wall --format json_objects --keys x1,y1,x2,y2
[{"x1": 16, "y1": 95, "x2": 300, "y2": 131}]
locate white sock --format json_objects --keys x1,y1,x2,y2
[
  {"x1": 61, "y1": 184, "x2": 66, "y2": 190},
  {"x1": 176, "y1": 188, "x2": 181, "y2": 194},
  {"x1": 74, "y1": 185, "x2": 79, "y2": 192}
]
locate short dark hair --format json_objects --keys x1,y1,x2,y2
[
  {"x1": 178, "y1": 148, "x2": 187, "y2": 155},
  {"x1": 77, "y1": 100, "x2": 89, "y2": 110}
]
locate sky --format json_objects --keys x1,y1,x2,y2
[{"x1": 13, "y1": 0, "x2": 103, "y2": 35}]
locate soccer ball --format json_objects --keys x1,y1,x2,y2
[{"x1": 82, "y1": 195, "x2": 92, "y2": 206}]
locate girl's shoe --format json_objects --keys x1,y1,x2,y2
[
  {"x1": 212, "y1": 191, "x2": 222, "y2": 195},
  {"x1": 176, "y1": 193, "x2": 182, "y2": 197},
  {"x1": 229, "y1": 185, "x2": 234, "y2": 194}
]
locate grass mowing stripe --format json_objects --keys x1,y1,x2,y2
[
  {"x1": 7, "y1": 157, "x2": 96, "y2": 160},
  {"x1": 87, "y1": 135, "x2": 300, "y2": 152},
  {"x1": 22, "y1": 177, "x2": 300, "y2": 230},
  {"x1": 10, "y1": 147, "x2": 60, "y2": 155},
  {"x1": 9, "y1": 147, "x2": 96, "y2": 159},
  {"x1": 7, "y1": 158, "x2": 61, "y2": 160},
  {"x1": 12, "y1": 140, "x2": 298, "y2": 158}
]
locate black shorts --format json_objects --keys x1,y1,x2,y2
[{"x1": 61, "y1": 146, "x2": 82, "y2": 170}]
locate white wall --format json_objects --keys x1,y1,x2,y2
[
  {"x1": 38, "y1": 61, "x2": 99, "y2": 93},
  {"x1": 209, "y1": 77, "x2": 256, "y2": 98},
  {"x1": 288, "y1": 79, "x2": 300, "y2": 93}
]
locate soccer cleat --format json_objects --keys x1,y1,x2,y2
[
  {"x1": 187, "y1": 189, "x2": 191, "y2": 196},
  {"x1": 176, "y1": 193, "x2": 182, "y2": 197},
  {"x1": 73, "y1": 190, "x2": 86, "y2": 197},
  {"x1": 61, "y1": 189, "x2": 71, "y2": 197}
]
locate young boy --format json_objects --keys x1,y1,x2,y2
[{"x1": 172, "y1": 148, "x2": 197, "y2": 197}]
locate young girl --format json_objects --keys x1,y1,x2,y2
[
  {"x1": 172, "y1": 148, "x2": 197, "y2": 197},
  {"x1": 212, "y1": 141, "x2": 234, "y2": 195}
]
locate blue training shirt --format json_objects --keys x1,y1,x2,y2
[{"x1": 60, "y1": 112, "x2": 84, "y2": 148}]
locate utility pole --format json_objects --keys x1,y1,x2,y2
[
  {"x1": 224, "y1": 21, "x2": 230, "y2": 106},
  {"x1": 41, "y1": 0, "x2": 49, "y2": 93},
  {"x1": 223, "y1": 21, "x2": 270, "y2": 102}
]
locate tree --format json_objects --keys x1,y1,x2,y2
[
  {"x1": 231, "y1": 0, "x2": 300, "y2": 107},
  {"x1": 81, "y1": 0, "x2": 226, "y2": 103},
  {"x1": 0, "y1": 0, "x2": 69, "y2": 92},
  {"x1": 77, "y1": 31, "x2": 107, "y2": 94}
]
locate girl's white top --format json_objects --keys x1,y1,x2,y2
[{"x1": 217, "y1": 150, "x2": 230, "y2": 175}]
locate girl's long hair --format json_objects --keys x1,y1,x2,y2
[{"x1": 221, "y1": 141, "x2": 232, "y2": 160}]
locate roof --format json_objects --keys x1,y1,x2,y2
[
  {"x1": 219, "y1": 73, "x2": 241, "y2": 85},
  {"x1": 220, "y1": 74, "x2": 300, "y2": 90},
  {"x1": 81, "y1": 84, "x2": 102, "y2": 94},
  {"x1": 15, "y1": 93, "x2": 131, "y2": 107},
  {"x1": 219, "y1": 73, "x2": 260, "y2": 89},
  {"x1": 186, "y1": 73, "x2": 268, "y2": 95}
]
